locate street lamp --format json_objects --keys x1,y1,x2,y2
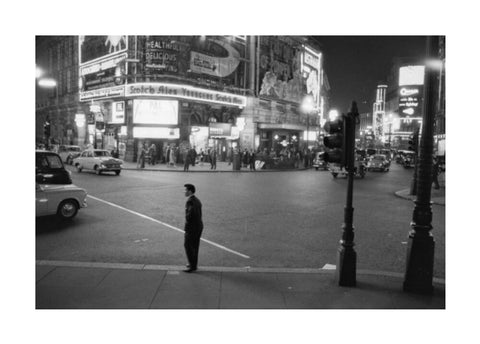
[
  {"x1": 388, "y1": 113, "x2": 393, "y2": 146},
  {"x1": 302, "y1": 95, "x2": 315, "y2": 149},
  {"x1": 37, "y1": 75, "x2": 58, "y2": 149}
]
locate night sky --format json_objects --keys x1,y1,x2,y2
[{"x1": 312, "y1": 36, "x2": 428, "y2": 114}]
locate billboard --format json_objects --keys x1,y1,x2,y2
[
  {"x1": 399, "y1": 65, "x2": 425, "y2": 86},
  {"x1": 79, "y1": 36, "x2": 128, "y2": 65},
  {"x1": 111, "y1": 101, "x2": 125, "y2": 124},
  {"x1": 398, "y1": 86, "x2": 423, "y2": 117},
  {"x1": 258, "y1": 36, "x2": 308, "y2": 104},
  {"x1": 209, "y1": 123, "x2": 232, "y2": 137},
  {"x1": 141, "y1": 36, "x2": 245, "y2": 89},
  {"x1": 133, "y1": 127, "x2": 180, "y2": 139},
  {"x1": 133, "y1": 99, "x2": 178, "y2": 125},
  {"x1": 79, "y1": 53, "x2": 127, "y2": 92}
]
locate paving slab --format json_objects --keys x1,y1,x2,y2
[
  {"x1": 219, "y1": 272, "x2": 286, "y2": 308},
  {"x1": 80, "y1": 269, "x2": 167, "y2": 309},
  {"x1": 36, "y1": 265, "x2": 56, "y2": 283},
  {"x1": 150, "y1": 271, "x2": 221, "y2": 309}
]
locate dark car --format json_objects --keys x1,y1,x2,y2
[
  {"x1": 36, "y1": 150, "x2": 72, "y2": 184},
  {"x1": 312, "y1": 152, "x2": 328, "y2": 170},
  {"x1": 367, "y1": 154, "x2": 390, "y2": 172}
]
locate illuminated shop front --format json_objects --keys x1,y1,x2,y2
[
  {"x1": 77, "y1": 35, "x2": 248, "y2": 162},
  {"x1": 124, "y1": 84, "x2": 246, "y2": 162}
]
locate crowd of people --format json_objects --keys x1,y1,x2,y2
[{"x1": 135, "y1": 142, "x2": 318, "y2": 172}]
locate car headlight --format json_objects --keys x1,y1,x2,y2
[{"x1": 100, "y1": 164, "x2": 106, "y2": 168}]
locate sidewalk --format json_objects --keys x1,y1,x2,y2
[
  {"x1": 121, "y1": 160, "x2": 304, "y2": 172},
  {"x1": 394, "y1": 173, "x2": 445, "y2": 206},
  {"x1": 36, "y1": 260, "x2": 445, "y2": 309}
]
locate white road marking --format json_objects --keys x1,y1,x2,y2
[
  {"x1": 322, "y1": 264, "x2": 336, "y2": 270},
  {"x1": 87, "y1": 195, "x2": 250, "y2": 259}
]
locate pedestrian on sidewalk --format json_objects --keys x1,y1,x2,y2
[
  {"x1": 432, "y1": 156, "x2": 440, "y2": 189},
  {"x1": 149, "y1": 143, "x2": 157, "y2": 165},
  {"x1": 169, "y1": 145, "x2": 176, "y2": 167},
  {"x1": 199, "y1": 148, "x2": 205, "y2": 166},
  {"x1": 249, "y1": 149, "x2": 256, "y2": 171},
  {"x1": 183, "y1": 148, "x2": 191, "y2": 171},
  {"x1": 183, "y1": 184, "x2": 203, "y2": 273},
  {"x1": 210, "y1": 149, "x2": 217, "y2": 170},
  {"x1": 137, "y1": 143, "x2": 146, "y2": 169}
]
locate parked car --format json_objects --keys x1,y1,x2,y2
[
  {"x1": 36, "y1": 150, "x2": 72, "y2": 184},
  {"x1": 36, "y1": 183, "x2": 87, "y2": 220},
  {"x1": 73, "y1": 149, "x2": 123, "y2": 175},
  {"x1": 312, "y1": 152, "x2": 328, "y2": 171},
  {"x1": 58, "y1": 145, "x2": 82, "y2": 165},
  {"x1": 367, "y1": 154, "x2": 390, "y2": 172}
]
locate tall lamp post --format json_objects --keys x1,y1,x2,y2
[
  {"x1": 387, "y1": 114, "x2": 393, "y2": 146},
  {"x1": 302, "y1": 95, "x2": 315, "y2": 150},
  {"x1": 403, "y1": 36, "x2": 440, "y2": 294},
  {"x1": 37, "y1": 73, "x2": 58, "y2": 149}
]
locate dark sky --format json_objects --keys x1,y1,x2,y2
[{"x1": 313, "y1": 36, "x2": 428, "y2": 113}]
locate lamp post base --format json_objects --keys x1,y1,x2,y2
[
  {"x1": 403, "y1": 230, "x2": 435, "y2": 294},
  {"x1": 336, "y1": 242, "x2": 357, "y2": 287}
]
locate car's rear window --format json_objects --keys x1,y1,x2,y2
[
  {"x1": 94, "y1": 151, "x2": 110, "y2": 157},
  {"x1": 37, "y1": 154, "x2": 64, "y2": 169}
]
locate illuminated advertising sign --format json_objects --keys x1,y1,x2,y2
[
  {"x1": 209, "y1": 123, "x2": 232, "y2": 137},
  {"x1": 80, "y1": 85, "x2": 125, "y2": 101},
  {"x1": 141, "y1": 36, "x2": 245, "y2": 89},
  {"x1": 302, "y1": 46, "x2": 322, "y2": 109},
  {"x1": 258, "y1": 37, "x2": 320, "y2": 105},
  {"x1": 133, "y1": 99, "x2": 178, "y2": 125},
  {"x1": 190, "y1": 39, "x2": 240, "y2": 78},
  {"x1": 144, "y1": 38, "x2": 184, "y2": 73},
  {"x1": 398, "y1": 86, "x2": 423, "y2": 117},
  {"x1": 80, "y1": 53, "x2": 127, "y2": 92},
  {"x1": 133, "y1": 127, "x2": 180, "y2": 139},
  {"x1": 399, "y1": 65, "x2": 425, "y2": 86},
  {"x1": 126, "y1": 83, "x2": 247, "y2": 108},
  {"x1": 79, "y1": 36, "x2": 128, "y2": 65},
  {"x1": 111, "y1": 101, "x2": 125, "y2": 124}
]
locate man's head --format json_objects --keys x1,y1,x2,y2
[{"x1": 184, "y1": 183, "x2": 196, "y2": 197}]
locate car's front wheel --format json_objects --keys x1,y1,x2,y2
[
  {"x1": 115, "y1": 170, "x2": 121, "y2": 175},
  {"x1": 57, "y1": 199, "x2": 79, "y2": 220},
  {"x1": 95, "y1": 166, "x2": 101, "y2": 175},
  {"x1": 75, "y1": 164, "x2": 82, "y2": 173}
]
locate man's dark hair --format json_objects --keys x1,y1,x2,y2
[{"x1": 184, "y1": 184, "x2": 196, "y2": 194}]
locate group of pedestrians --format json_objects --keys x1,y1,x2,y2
[{"x1": 239, "y1": 148, "x2": 256, "y2": 171}]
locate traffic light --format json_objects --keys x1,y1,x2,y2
[
  {"x1": 323, "y1": 116, "x2": 345, "y2": 164},
  {"x1": 43, "y1": 120, "x2": 51, "y2": 138},
  {"x1": 408, "y1": 129, "x2": 419, "y2": 152}
]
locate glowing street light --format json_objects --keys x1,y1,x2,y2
[
  {"x1": 38, "y1": 78, "x2": 57, "y2": 88},
  {"x1": 36, "y1": 66, "x2": 44, "y2": 79},
  {"x1": 328, "y1": 109, "x2": 339, "y2": 121}
]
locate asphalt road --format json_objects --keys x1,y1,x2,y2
[{"x1": 36, "y1": 162, "x2": 445, "y2": 278}]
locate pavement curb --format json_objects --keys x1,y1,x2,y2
[
  {"x1": 122, "y1": 167, "x2": 308, "y2": 173},
  {"x1": 394, "y1": 188, "x2": 445, "y2": 206},
  {"x1": 36, "y1": 260, "x2": 445, "y2": 285}
]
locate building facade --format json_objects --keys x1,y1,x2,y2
[{"x1": 36, "y1": 36, "x2": 330, "y2": 162}]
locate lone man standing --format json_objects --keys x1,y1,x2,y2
[{"x1": 183, "y1": 184, "x2": 203, "y2": 273}]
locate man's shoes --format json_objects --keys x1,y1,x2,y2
[{"x1": 183, "y1": 267, "x2": 197, "y2": 273}]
